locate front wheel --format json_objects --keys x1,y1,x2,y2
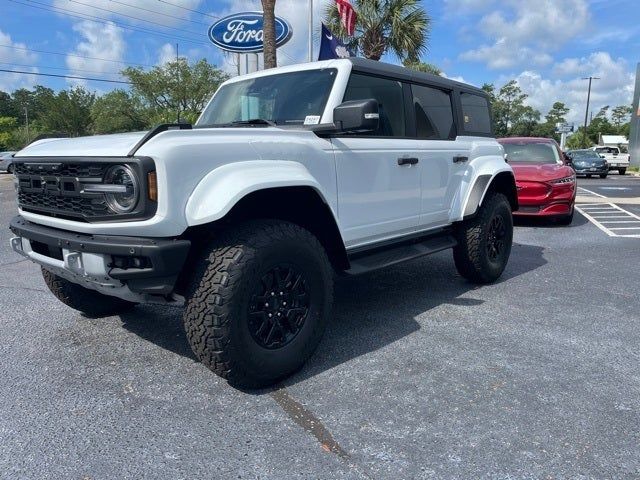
[
  {"x1": 619, "y1": 168, "x2": 626, "y2": 175},
  {"x1": 599, "y1": 173, "x2": 607, "y2": 179},
  {"x1": 453, "y1": 192, "x2": 513, "y2": 284},
  {"x1": 182, "y1": 220, "x2": 334, "y2": 389}
]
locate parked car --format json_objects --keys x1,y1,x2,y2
[
  {"x1": 0, "y1": 151, "x2": 16, "y2": 173},
  {"x1": 590, "y1": 146, "x2": 629, "y2": 175},
  {"x1": 9, "y1": 58, "x2": 517, "y2": 388},
  {"x1": 498, "y1": 137, "x2": 576, "y2": 225},
  {"x1": 566, "y1": 149, "x2": 608, "y2": 178}
]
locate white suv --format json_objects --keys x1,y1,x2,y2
[{"x1": 9, "y1": 58, "x2": 517, "y2": 387}]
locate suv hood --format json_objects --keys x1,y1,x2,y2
[
  {"x1": 15, "y1": 131, "x2": 148, "y2": 157},
  {"x1": 510, "y1": 163, "x2": 573, "y2": 182}
]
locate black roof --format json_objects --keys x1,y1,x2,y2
[{"x1": 346, "y1": 57, "x2": 487, "y2": 97}]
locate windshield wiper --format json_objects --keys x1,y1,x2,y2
[{"x1": 230, "y1": 118, "x2": 277, "y2": 127}]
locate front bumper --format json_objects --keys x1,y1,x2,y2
[
  {"x1": 574, "y1": 165, "x2": 608, "y2": 176},
  {"x1": 9, "y1": 215, "x2": 190, "y2": 301}
]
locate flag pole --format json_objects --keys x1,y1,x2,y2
[{"x1": 308, "y1": 0, "x2": 313, "y2": 62}]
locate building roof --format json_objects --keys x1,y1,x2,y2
[{"x1": 600, "y1": 135, "x2": 628, "y2": 145}]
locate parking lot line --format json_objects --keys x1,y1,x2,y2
[{"x1": 575, "y1": 187, "x2": 640, "y2": 238}]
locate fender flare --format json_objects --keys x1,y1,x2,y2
[
  {"x1": 185, "y1": 160, "x2": 333, "y2": 226},
  {"x1": 461, "y1": 168, "x2": 517, "y2": 219}
]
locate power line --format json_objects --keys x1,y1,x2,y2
[
  {"x1": 0, "y1": 61, "x2": 126, "y2": 77},
  {"x1": 0, "y1": 44, "x2": 155, "y2": 68},
  {"x1": 67, "y1": 0, "x2": 205, "y2": 37},
  {"x1": 108, "y1": 0, "x2": 210, "y2": 26},
  {"x1": 156, "y1": 0, "x2": 220, "y2": 20},
  {"x1": 12, "y1": 0, "x2": 210, "y2": 46},
  {"x1": 0, "y1": 68, "x2": 132, "y2": 84}
]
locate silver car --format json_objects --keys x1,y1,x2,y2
[{"x1": 0, "y1": 151, "x2": 16, "y2": 173}]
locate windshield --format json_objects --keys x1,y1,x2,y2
[
  {"x1": 502, "y1": 142, "x2": 561, "y2": 164},
  {"x1": 595, "y1": 147, "x2": 618, "y2": 154},
  {"x1": 197, "y1": 69, "x2": 337, "y2": 127},
  {"x1": 568, "y1": 150, "x2": 601, "y2": 160}
]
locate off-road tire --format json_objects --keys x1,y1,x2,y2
[
  {"x1": 453, "y1": 192, "x2": 513, "y2": 284},
  {"x1": 183, "y1": 220, "x2": 334, "y2": 389},
  {"x1": 619, "y1": 168, "x2": 626, "y2": 175},
  {"x1": 41, "y1": 268, "x2": 136, "y2": 317}
]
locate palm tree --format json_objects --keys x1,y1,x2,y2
[
  {"x1": 261, "y1": 0, "x2": 277, "y2": 68},
  {"x1": 325, "y1": 0, "x2": 430, "y2": 61}
]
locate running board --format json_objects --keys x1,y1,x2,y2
[{"x1": 345, "y1": 234, "x2": 457, "y2": 275}]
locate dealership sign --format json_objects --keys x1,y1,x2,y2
[{"x1": 208, "y1": 12, "x2": 293, "y2": 53}]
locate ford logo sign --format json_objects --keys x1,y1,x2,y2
[{"x1": 208, "y1": 12, "x2": 293, "y2": 53}]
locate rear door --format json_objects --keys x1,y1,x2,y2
[
  {"x1": 332, "y1": 73, "x2": 422, "y2": 249},
  {"x1": 411, "y1": 83, "x2": 468, "y2": 227}
]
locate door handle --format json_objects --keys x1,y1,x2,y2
[
  {"x1": 398, "y1": 157, "x2": 419, "y2": 166},
  {"x1": 453, "y1": 155, "x2": 469, "y2": 164}
]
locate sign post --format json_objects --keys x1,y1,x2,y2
[
  {"x1": 556, "y1": 123, "x2": 574, "y2": 151},
  {"x1": 630, "y1": 63, "x2": 640, "y2": 167}
]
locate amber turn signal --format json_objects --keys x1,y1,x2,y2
[{"x1": 147, "y1": 171, "x2": 157, "y2": 201}]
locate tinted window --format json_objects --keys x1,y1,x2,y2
[
  {"x1": 343, "y1": 73, "x2": 406, "y2": 137},
  {"x1": 197, "y1": 69, "x2": 337, "y2": 126},
  {"x1": 412, "y1": 84, "x2": 455, "y2": 140},
  {"x1": 460, "y1": 92, "x2": 492, "y2": 134},
  {"x1": 568, "y1": 150, "x2": 600, "y2": 159},
  {"x1": 501, "y1": 142, "x2": 561, "y2": 164}
]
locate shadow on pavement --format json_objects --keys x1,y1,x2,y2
[
  {"x1": 118, "y1": 242, "x2": 547, "y2": 389},
  {"x1": 514, "y1": 213, "x2": 588, "y2": 229}
]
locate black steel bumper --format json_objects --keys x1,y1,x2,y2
[{"x1": 9, "y1": 215, "x2": 190, "y2": 295}]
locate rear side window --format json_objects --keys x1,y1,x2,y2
[
  {"x1": 460, "y1": 92, "x2": 492, "y2": 135},
  {"x1": 412, "y1": 84, "x2": 455, "y2": 140},
  {"x1": 343, "y1": 73, "x2": 406, "y2": 137}
]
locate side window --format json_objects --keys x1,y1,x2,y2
[
  {"x1": 343, "y1": 73, "x2": 406, "y2": 137},
  {"x1": 412, "y1": 84, "x2": 455, "y2": 140},
  {"x1": 460, "y1": 92, "x2": 492, "y2": 135}
]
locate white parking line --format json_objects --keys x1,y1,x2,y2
[{"x1": 575, "y1": 187, "x2": 640, "y2": 238}]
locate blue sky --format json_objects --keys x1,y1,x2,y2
[{"x1": 1, "y1": 0, "x2": 638, "y2": 123}]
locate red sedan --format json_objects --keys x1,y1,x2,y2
[{"x1": 498, "y1": 137, "x2": 576, "y2": 225}]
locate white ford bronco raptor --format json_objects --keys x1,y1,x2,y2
[{"x1": 9, "y1": 58, "x2": 517, "y2": 388}]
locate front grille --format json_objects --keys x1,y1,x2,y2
[{"x1": 14, "y1": 157, "x2": 156, "y2": 223}]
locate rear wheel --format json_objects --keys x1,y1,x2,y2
[
  {"x1": 453, "y1": 192, "x2": 513, "y2": 284},
  {"x1": 41, "y1": 268, "x2": 136, "y2": 317},
  {"x1": 182, "y1": 220, "x2": 333, "y2": 388},
  {"x1": 619, "y1": 168, "x2": 626, "y2": 175}
]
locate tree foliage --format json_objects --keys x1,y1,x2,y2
[
  {"x1": 402, "y1": 60, "x2": 441, "y2": 76},
  {"x1": 325, "y1": 0, "x2": 430, "y2": 61},
  {"x1": 122, "y1": 59, "x2": 229, "y2": 124},
  {"x1": 91, "y1": 90, "x2": 148, "y2": 134}
]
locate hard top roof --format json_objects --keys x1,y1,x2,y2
[{"x1": 346, "y1": 57, "x2": 487, "y2": 96}]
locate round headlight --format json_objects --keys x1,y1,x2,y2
[{"x1": 104, "y1": 165, "x2": 139, "y2": 213}]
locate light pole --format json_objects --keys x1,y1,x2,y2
[
  {"x1": 582, "y1": 76, "x2": 600, "y2": 148},
  {"x1": 308, "y1": 0, "x2": 313, "y2": 62}
]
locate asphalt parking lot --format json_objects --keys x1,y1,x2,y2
[{"x1": 1, "y1": 173, "x2": 639, "y2": 479}]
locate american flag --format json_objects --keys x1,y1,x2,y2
[{"x1": 335, "y1": 0, "x2": 357, "y2": 36}]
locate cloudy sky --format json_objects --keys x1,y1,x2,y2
[{"x1": 1, "y1": 0, "x2": 638, "y2": 123}]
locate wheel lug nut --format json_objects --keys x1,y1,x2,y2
[
  {"x1": 271, "y1": 292, "x2": 275, "y2": 296},
  {"x1": 280, "y1": 291, "x2": 283, "y2": 295},
  {"x1": 283, "y1": 301, "x2": 287, "y2": 306},
  {"x1": 268, "y1": 313, "x2": 272, "y2": 318},
  {"x1": 265, "y1": 303, "x2": 269, "y2": 307}
]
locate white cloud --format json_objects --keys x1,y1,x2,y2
[
  {"x1": 52, "y1": 0, "x2": 204, "y2": 27},
  {"x1": 0, "y1": 29, "x2": 39, "y2": 91},
  {"x1": 502, "y1": 52, "x2": 635, "y2": 124},
  {"x1": 157, "y1": 43, "x2": 176, "y2": 66},
  {"x1": 66, "y1": 20, "x2": 126, "y2": 86},
  {"x1": 459, "y1": 0, "x2": 590, "y2": 70}
]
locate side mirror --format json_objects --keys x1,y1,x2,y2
[
  {"x1": 600, "y1": 154, "x2": 606, "y2": 159},
  {"x1": 503, "y1": 153, "x2": 509, "y2": 163},
  {"x1": 563, "y1": 153, "x2": 572, "y2": 165},
  {"x1": 333, "y1": 99, "x2": 379, "y2": 133}
]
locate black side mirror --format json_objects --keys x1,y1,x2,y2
[
  {"x1": 563, "y1": 153, "x2": 572, "y2": 165},
  {"x1": 333, "y1": 99, "x2": 379, "y2": 133}
]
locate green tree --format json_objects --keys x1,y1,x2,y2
[
  {"x1": 37, "y1": 87, "x2": 95, "y2": 137},
  {"x1": 261, "y1": 0, "x2": 277, "y2": 68},
  {"x1": 611, "y1": 105, "x2": 632, "y2": 128},
  {"x1": 91, "y1": 90, "x2": 149, "y2": 134},
  {"x1": 486, "y1": 80, "x2": 534, "y2": 137},
  {"x1": 123, "y1": 59, "x2": 229, "y2": 124},
  {"x1": 566, "y1": 129, "x2": 591, "y2": 149},
  {"x1": 0, "y1": 116, "x2": 18, "y2": 149},
  {"x1": 402, "y1": 60, "x2": 441, "y2": 76},
  {"x1": 325, "y1": 0, "x2": 430, "y2": 61},
  {"x1": 0, "y1": 91, "x2": 19, "y2": 118},
  {"x1": 510, "y1": 106, "x2": 541, "y2": 137},
  {"x1": 545, "y1": 102, "x2": 569, "y2": 126}
]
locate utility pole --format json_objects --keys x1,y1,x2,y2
[
  {"x1": 582, "y1": 76, "x2": 600, "y2": 148},
  {"x1": 308, "y1": 0, "x2": 313, "y2": 62},
  {"x1": 176, "y1": 43, "x2": 180, "y2": 123},
  {"x1": 24, "y1": 105, "x2": 30, "y2": 143}
]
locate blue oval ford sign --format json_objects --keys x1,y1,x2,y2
[{"x1": 208, "y1": 12, "x2": 292, "y2": 53}]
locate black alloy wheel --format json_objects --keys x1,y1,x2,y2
[{"x1": 248, "y1": 265, "x2": 310, "y2": 350}]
